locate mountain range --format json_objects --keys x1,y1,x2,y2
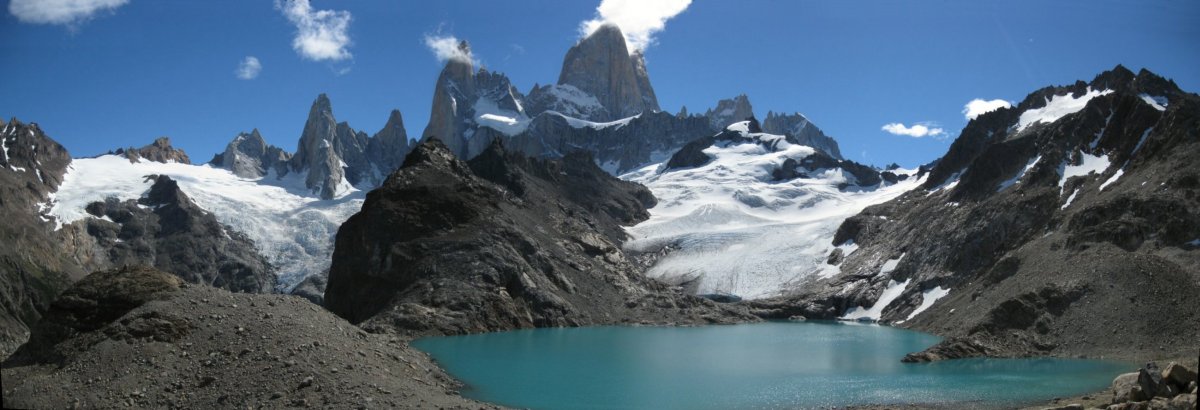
[{"x1": 1, "y1": 22, "x2": 1197, "y2": 409}]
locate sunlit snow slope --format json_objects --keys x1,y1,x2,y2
[
  {"x1": 623, "y1": 123, "x2": 923, "y2": 299},
  {"x1": 47, "y1": 155, "x2": 363, "y2": 291}
]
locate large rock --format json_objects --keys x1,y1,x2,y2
[
  {"x1": 557, "y1": 23, "x2": 659, "y2": 120},
  {"x1": 1161, "y1": 362, "x2": 1197, "y2": 390},
  {"x1": 1114, "y1": 372, "x2": 1148, "y2": 403},
  {"x1": 1138, "y1": 362, "x2": 1173, "y2": 399},
  {"x1": 323, "y1": 139, "x2": 754, "y2": 337}
]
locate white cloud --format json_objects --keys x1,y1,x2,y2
[
  {"x1": 8, "y1": 0, "x2": 128, "y2": 25},
  {"x1": 423, "y1": 34, "x2": 476, "y2": 65},
  {"x1": 579, "y1": 0, "x2": 692, "y2": 51},
  {"x1": 962, "y1": 98, "x2": 1012, "y2": 120},
  {"x1": 275, "y1": 0, "x2": 352, "y2": 62},
  {"x1": 236, "y1": 56, "x2": 262, "y2": 80},
  {"x1": 882, "y1": 122, "x2": 945, "y2": 138}
]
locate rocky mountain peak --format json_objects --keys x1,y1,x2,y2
[
  {"x1": 367, "y1": 109, "x2": 412, "y2": 174},
  {"x1": 558, "y1": 23, "x2": 660, "y2": 120},
  {"x1": 289, "y1": 94, "x2": 353, "y2": 199},
  {"x1": 397, "y1": 137, "x2": 470, "y2": 178},
  {"x1": 111, "y1": 137, "x2": 191, "y2": 164},
  {"x1": 705, "y1": 95, "x2": 755, "y2": 130},
  {"x1": 762, "y1": 111, "x2": 845, "y2": 160},
  {"x1": 210, "y1": 129, "x2": 291, "y2": 179}
]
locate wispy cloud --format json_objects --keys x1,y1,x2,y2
[
  {"x1": 580, "y1": 0, "x2": 692, "y2": 51},
  {"x1": 962, "y1": 98, "x2": 1012, "y2": 120},
  {"x1": 881, "y1": 122, "x2": 946, "y2": 138},
  {"x1": 423, "y1": 34, "x2": 476, "y2": 65},
  {"x1": 275, "y1": 0, "x2": 352, "y2": 62},
  {"x1": 8, "y1": 0, "x2": 128, "y2": 26},
  {"x1": 236, "y1": 56, "x2": 262, "y2": 80}
]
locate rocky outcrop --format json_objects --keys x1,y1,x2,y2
[
  {"x1": 1, "y1": 265, "x2": 494, "y2": 409},
  {"x1": 323, "y1": 139, "x2": 755, "y2": 337},
  {"x1": 763, "y1": 66, "x2": 1200, "y2": 362},
  {"x1": 67, "y1": 175, "x2": 276, "y2": 293},
  {"x1": 705, "y1": 95, "x2": 754, "y2": 130},
  {"x1": 111, "y1": 137, "x2": 192, "y2": 164},
  {"x1": 0, "y1": 118, "x2": 80, "y2": 358},
  {"x1": 1109, "y1": 362, "x2": 1198, "y2": 408},
  {"x1": 763, "y1": 111, "x2": 844, "y2": 159},
  {"x1": 557, "y1": 23, "x2": 660, "y2": 120},
  {"x1": 209, "y1": 129, "x2": 291, "y2": 178}
]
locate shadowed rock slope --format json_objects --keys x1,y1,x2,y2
[
  {"x1": 1, "y1": 265, "x2": 494, "y2": 409},
  {"x1": 0, "y1": 119, "x2": 80, "y2": 358},
  {"x1": 749, "y1": 66, "x2": 1200, "y2": 362},
  {"x1": 324, "y1": 139, "x2": 756, "y2": 337}
]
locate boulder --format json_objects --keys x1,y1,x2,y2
[
  {"x1": 1160, "y1": 362, "x2": 1197, "y2": 389},
  {"x1": 1170, "y1": 393, "x2": 1196, "y2": 409},
  {"x1": 1138, "y1": 362, "x2": 1172, "y2": 398},
  {"x1": 1114, "y1": 372, "x2": 1147, "y2": 403},
  {"x1": 826, "y1": 248, "x2": 845, "y2": 265}
]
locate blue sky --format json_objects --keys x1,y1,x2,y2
[{"x1": 2, "y1": 0, "x2": 1198, "y2": 167}]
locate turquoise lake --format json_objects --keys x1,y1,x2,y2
[{"x1": 412, "y1": 322, "x2": 1129, "y2": 409}]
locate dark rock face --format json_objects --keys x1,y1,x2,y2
[
  {"x1": 0, "y1": 118, "x2": 79, "y2": 358},
  {"x1": 509, "y1": 110, "x2": 716, "y2": 174},
  {"x1": 1, "y1": 265, "x2": 493, "y2": 409},
  {"x1": 111, "y1": 137, "x2": 192, "y2": 164},
  {"x1": 68, "y1": 175, "x2": 275, "y2": 293},
  {"x1": 289, "y1": 271, "x2": 327, "y2": 305},
  {"x1": 210, "y1": 129, "x2": 291, "y2": 178},
  {"x1": 557, "y1": 23, "x2": 660, "y2": 120},
  {"x1": 763, "y1": 66, "x2": 1200, "y2": 362},
  {"x1": 763, "y1": 111, "x2": 844, "y2": 160},
  {"x1": 665, "y1": 135, "x2": 715, "y2": 170},
  {"x1": 324, "y1": 139, "x2": 754, "y2": 337}
]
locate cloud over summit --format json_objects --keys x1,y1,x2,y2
[{"x1": 579, "y1": 0, "x2": 692, "y2": 51}]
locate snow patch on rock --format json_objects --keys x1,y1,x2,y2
[{"x1": 1017, "y1": 88, "x2": 1112, "y2": 132}]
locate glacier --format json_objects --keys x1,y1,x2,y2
[
  {"x1": 46, "y1": 155, "x2": 363, "y2": 291},
  {"x1": 623, "y1": 123, "x2": 924, "y2": 299}
]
